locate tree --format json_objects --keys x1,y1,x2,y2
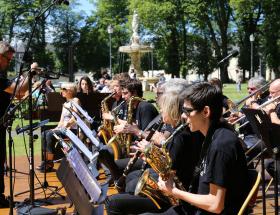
[{"x1": 50, "y1": 5, "x2": 82, "y2": 73}]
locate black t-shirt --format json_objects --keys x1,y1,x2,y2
[
  {"x1": 166, "y1": 129, "x2": 203, "y2": 190},
  {"x1": 196, "y1": 128, "x2": 248, "y2": 215},
  {"x1": 0, "y1": 77, "x2": 11, "y2": 124},
  {"x1": 112, "y1": 99, "x2": 127, "y2": 120},
  {"x1": 135, "y1": 101, "x2": 158, "y2": 130}
]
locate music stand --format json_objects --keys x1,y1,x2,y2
[{"x1": 243, "y1": 108, "x2": 279, "y2": 215}]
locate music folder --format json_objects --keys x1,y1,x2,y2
[{"x1": 242, "y1": 108, "x2": 280, "y2": 158}]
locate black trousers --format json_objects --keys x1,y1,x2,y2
[
  {"x1": 98, "y1": 146, "x2": 144, "y2": 181},
  {"x1": 140, "y1": 205, "x2": 192, "y2": 215},
  {"x1": 105, "y1": 193, "x2": 170, "y2": 215},
  {"x1": 0, "y1": 125, "x2": 6, "y2": 194}
]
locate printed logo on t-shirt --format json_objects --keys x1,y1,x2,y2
[{"x1": 200, "y1": 158, "x2": 207, "y2": 176}]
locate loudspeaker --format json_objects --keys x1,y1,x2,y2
[{"x1": 56, "y1": 158, "x2": 103, "y2": 215}]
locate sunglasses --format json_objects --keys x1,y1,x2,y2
[
  {"x1": 247, "y1": 87, "x2": 257, "y2": 91},
  {"x1": 181, "y1": 107, "x2": 196, "y2": 116}
]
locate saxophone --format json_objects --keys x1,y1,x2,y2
[
  {"x1": 134, "y1": 123, "x2": 188, "y2": 208},
  {"x1": 124, "y1": 96, "x2": 143, "y2": 155},
  {"x1": 107, "y1": 96, "x2": 143, "y2": 159},
  {"x1": 98, "y1": 92, "x2": 115, "y2": 144}
]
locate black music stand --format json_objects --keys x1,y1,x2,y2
[{"x1": 243, "y1": 108, "x2": 279, "y2": 215}]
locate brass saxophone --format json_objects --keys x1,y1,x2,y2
[
  {"x1": 134, "y1": 123, "x2": 188, "y2": 208},
  {"x1": 107, "y1": 96, "x2": 143, "y2": 159},
  {"x1": 124, "y1": 96, "x2": 143, "y2": 155},
  {"x1": 98, "y1": 92, "x2": 116, "y2": 144}
]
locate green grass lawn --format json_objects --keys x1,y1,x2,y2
[{"x1": 8, "y1": 83, "x2": 248, "y2": 157}]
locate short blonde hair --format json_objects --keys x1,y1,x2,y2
[
  {"x1": 159, "y1": 91, "x2": 181, "y2": 122},
  {"x1": 61, "y1": 82, "x2": 77, "y2": 95}
]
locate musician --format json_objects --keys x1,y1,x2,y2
[
  {"x1": 98, "y1": 79, "x2": 158, "y2": 182},
  {"x1": 0, "y1": 41, "x2": 37, "y2": 207},
  {"x1": 105, "y1": 90, "x2": 203, "y2": 215},
  {"x1": 36, "y1": 82, "x2": 80, "y2": 172},
  {"x1": 102, "y1": 73, "x2": 130, "y2": 122},
  {"x1": 259, "y1": 79, "x2": 280, "y2": 180},
  {"x1": 77, "y1": 75, "x2": 94, "y2": 94},
  {"x1": 229, "y1": 77, "x2": 266, "y2": 151},
  {"x1": 142, "y1": 82, "x2": 248, "y2": 215},
  {"x1": 208, "y1": 78, "x2": 230, "y2": 117}
]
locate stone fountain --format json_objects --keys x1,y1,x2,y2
[{"x1": 119, "y1": 11, "x2": 158, "y2": 89}]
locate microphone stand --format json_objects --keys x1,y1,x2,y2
[{"x1": 12, "y1": 1, "x2": 68, "y2": 214}]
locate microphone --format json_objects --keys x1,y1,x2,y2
[
  {"x1": 54, "y1": 0, "x2": 69, "y2": 5},
  {"x1": 217, "y1": 50, "x2": 239, "y2": 66}
]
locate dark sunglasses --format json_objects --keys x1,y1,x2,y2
[
  {"x1": 181, "y1": 107, "x2": 196, "y2": 116},
  {"x1": 247, "y1": 87, "x2": 257, "y2": 91}
]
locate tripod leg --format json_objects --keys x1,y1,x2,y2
[{"x1": 46, "y1": 186, "x2": 65, "y2": 200}]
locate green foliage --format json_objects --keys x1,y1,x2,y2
[{"x1": 1, "y1": 0, "x2": 280, "y2": 80}]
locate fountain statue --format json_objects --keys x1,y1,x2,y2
[{"x1": 119, "y1": 11, "x2": 153, "y2": 78}]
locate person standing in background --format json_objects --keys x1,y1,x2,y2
[{"x1": 236, "y1": 70, "x2": 242, "y2": 92}]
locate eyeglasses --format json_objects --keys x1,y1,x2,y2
[
  {"x1": 247, "y1": 87, "x2": 257, "y2": 91},
  {"x1": 181, "y1": 107, "x2": 196, "y2": 116}
]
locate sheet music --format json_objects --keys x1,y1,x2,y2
[
  {"x1": 67, "y1": 148, "x2": 101, "y2": 203},
  {"x1": 70, "y1": 101, "x2": 94, "y2": 124},
  {"x1": 61, "y1": 128, "x2": 98, "y2": 162},
  {"x1": 70, "y1": 111, "x2": 100, "y2": 149}
]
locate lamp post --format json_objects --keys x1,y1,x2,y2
[
  {"x1": 150, "y1": 43, "x2": 154, "y2": 77},
  {"x1": 249, "y1": 34, "x2": 255, "y2": 78},
  {"x1": 107, "y1": 25, "x2": 113, "y2": 76}
]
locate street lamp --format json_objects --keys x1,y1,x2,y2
[
  {"x1": 107, "y1": 25, "x2": 113, "y2": 76},
  {"x1": 150, "y1": 43, "x2": 154, "y2": 77},
  {"x1": 249, "y1": 34, "x2": 255, "y2": 78}
]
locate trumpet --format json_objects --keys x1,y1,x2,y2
[
  {"x1": 233, "y1": 95, "x2": 280, "y2": 129},
  {"x1": 224, "y1": 80, "x2": 272, "y2": 115}
]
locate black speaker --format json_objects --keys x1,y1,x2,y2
[{"x1": 56, "y1": 158, "x2": 103, "y2": 215}]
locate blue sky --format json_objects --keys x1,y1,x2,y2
[{"x1": 75, "y1": 0, "x2": 95, "y2": 15}]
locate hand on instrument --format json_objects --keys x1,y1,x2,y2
[
  {"x1": 158, "y1": 176, "x2": 175, "y2": 195},
  {"x1": 136, "y1": 139, "x2": 150, "y2": 153},
  {"x1": 228, "y1": 112, "x2": 243, "y2": 124},
  {"x1": 122, "y1": 123, "x2": 139, "y2": 134},
  {"x1": 151, "y1": 131, "x2": 166, "y2": 146},
  {"x1": 264, "y1": 102, "x2": 277, "y2": 114},
  {"x1": 102, "y1": 112, "x2": 114, "y2": 121},
  {"x1": 113, "y1": 123, "x2": 126, "y2": 134}
]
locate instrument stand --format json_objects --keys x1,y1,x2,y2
[
  {"x1": 14, "y1": 83, "x2": 65, "y2": 201},
  {"x1": 243, "y1": 108, "x2": 280, "y2": 215},
  {"x1": 39, "y1": 86, "x2": 65, "y2": 200},
  {"x1": 6, "y1": 114, "x2": 16, "y2": 215}
]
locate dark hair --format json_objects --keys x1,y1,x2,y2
[
  {"x1": 78, "y1": 76, "x2": 93, "y2": 93},
  {"x1": 122, "y1": 79, "x2": 143, "y2": 97},
  {"x1": 181, "y1": 82, "x2": 223, "y2": 122},
  {"x1": 113, "y1": 72, "x2": 131, "y2": 82},
  {"x1": 208, "y1": 78, "x2": 222, "y2": 91}
]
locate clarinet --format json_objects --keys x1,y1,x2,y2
[{"x1": 115, "y1": 119, "x2": 163, "y2": 192}]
